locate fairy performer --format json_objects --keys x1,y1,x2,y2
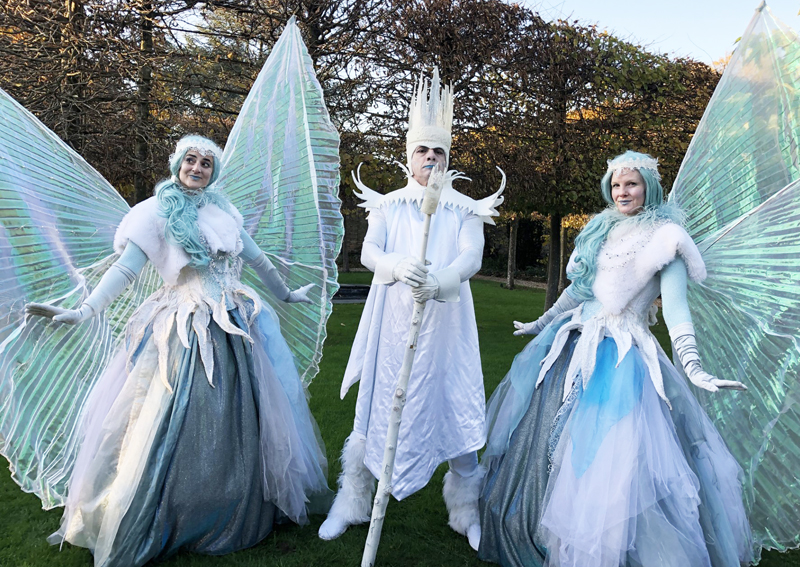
[
  {"x1": 480, "y1": 5, "x2": 800, "y2": 565},
  {"x1": 479, "y1": 152, "x2": 751, "y2": 567},
  {"x1": 0, "y1": 19, "x2": 342, "y2": 567}
]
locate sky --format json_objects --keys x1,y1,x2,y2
[{"x1": 522, "y1": 0, "x2": 799, "y2": 65}]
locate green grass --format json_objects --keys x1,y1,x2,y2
[{"x1": 1, "y1": 275, "x2": 797, "y2": 566}]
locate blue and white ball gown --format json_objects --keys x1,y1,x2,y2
[
  {"x1": 479, "y1": 215, "x2": 753, "y2": 567},
  {"x1": 49, "y1": 198, "x2": 331, "y2": 567}
]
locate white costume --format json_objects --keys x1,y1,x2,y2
[
  {"x1": 479, "y1": 154, "x2": 751, "y2": 567},
  {"x1": 343, "y1": 177, "x2": 501, "y2": 498},
  {"x1": 319, "y1": 68, "x2": 503, "y2": 547}
]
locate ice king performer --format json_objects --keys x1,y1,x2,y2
[{"x1": 318, "y1": 68, "x2": 504, "y2": 550}]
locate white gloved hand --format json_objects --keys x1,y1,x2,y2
[
  {"x1": 513, "y1": 319, "x2": 543, "y2": 336},
  {"x1": 26, "y1": 302, "x2": 94, "y2": 325},
  {"x1": 287, "y1": 283, "x2": 314, "y2": 304},
  {"x1": 25, "y1": 256, "x2": 140, "y2": 325},
  {"x1": 392, "y1": 257, "x2": 428, "y2": 287},
  {"x1": 671, "y1": 323, "x2": 747, "y2": 393},
  {"x1": 246, "y1": 252, "x2": 292, "y2": 301},
  {"x1": 411, "y1": 273, "x2": 439, "y2": 303},
  {"x1": 512, "y1": 290, "x2": 581, "y2": 337}
]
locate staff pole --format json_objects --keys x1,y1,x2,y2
[{"x1": 361, "y1": 170, "x2": 445, "y2": 567}]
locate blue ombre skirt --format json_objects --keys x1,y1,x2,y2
[
  {"x1": 50, "y1": 303, "x2": 330, "y2": 567},
  {"x1": 480, "y1": 322, "x2": 753, "y2": 567}
]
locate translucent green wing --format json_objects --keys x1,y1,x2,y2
[
  {"x1": 219, "y1": 17, "x2": 342, "y2": 385},
  {"x1": 0, "y1": 87, "x2": 161, "y2": 508},
  {"x1": 670, "y1": 5, "x2": 800, "y2": 555},
  {"x1": 671, "y1": 4, "x2": 800, "y2": 246},
  {"x1": 689, "y1": 180, "x2": 800, "y2": 556}
]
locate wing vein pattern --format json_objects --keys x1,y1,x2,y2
[
  {"x1": 219, "y1": 17, "x2": 342, "y2": 385},
  {"x1": 670, "y1": 5, "x2": 800, "y2": 556}
]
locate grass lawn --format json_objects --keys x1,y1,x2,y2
[{"x1": 1, "y1": 274, "x2": 797, "y2": 566}]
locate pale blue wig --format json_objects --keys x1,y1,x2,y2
[
  {"x1": 567, "y1": 151, "x2": 683, "y2": 301},
  {"x1": 155, "y1": 135, "x2": 233, "y2": 268}
]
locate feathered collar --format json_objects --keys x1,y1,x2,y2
[
  {"x1": 351, "y1": 162, "x2": 505, "y2": 225},
  {"x1": 596, "y1": 202, "x2": 686, "y2": 232}
]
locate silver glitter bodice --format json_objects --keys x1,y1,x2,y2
[{"x1": 195, "y1": 253, "x2": 244, "y2": 307}]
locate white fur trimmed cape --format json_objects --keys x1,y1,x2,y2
[
  {"x1": 113, "y1": 196, "x2": 244, "y2": 285},
  {"x1": 342, "y1": 172, "x2": 502, "y2": 500}
]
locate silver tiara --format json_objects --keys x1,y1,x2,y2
[
  {"x1": 606, "y1": 156, "x2": 661, "y2": 181},
  {"x1": 174, "y1": 136, "x2": 223, "y2": 161}
]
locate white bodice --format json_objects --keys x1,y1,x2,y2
[
  {"x1": 116, "y1": 198, "x2": 261, "y2": 392},
  {"x1": 114, "y1": 196, "x2": 244, "y2": 286},
  {"x1": 546, "y1": 218, "x2": 706, "y2": 407}
]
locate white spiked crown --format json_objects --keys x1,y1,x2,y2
[{"x1": 406, "y1": 68, "x2": 454, "y2": 166}]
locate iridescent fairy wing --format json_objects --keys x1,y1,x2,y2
[
  {"x1": 671, "y1": 4, "x2": 800, "y2": 242},
  {"x1": 218, "y1": 17, "x2": 342, "y2": 385},
  {"x1": 0, "y1": 87, "x2": 161, "y2": 508},
  {"x1": 669, "y1": 5, "x2": 800, "y2": 555}
]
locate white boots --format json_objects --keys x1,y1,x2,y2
[
  {"x1": 318, "y1": 433, "x2": 375, "y2": 540},
  {"x1": 442, "y1": 465, "x2": 486, "y2": 551},
  {"x1": 319, "y1": 433, "x2": 484, "y2": 551}
]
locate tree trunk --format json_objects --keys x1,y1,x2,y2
[
  {"x1": 134, "y1": 1, "x2": 153, "y2": 204},
  {"x1": 61, "y1": 0, "x2": 84, "y2": 151},
  {"x1": 544, "y1": 213, "x2": 562, "y2": 310},
  {"x1": 506, "y1": 216, "x2": 518, "y2": 290},
  {"x1": 558, "y1": 222, "x2": 568, "y2": 293}
]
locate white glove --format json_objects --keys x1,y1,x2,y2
[
  {"x1": 671, "y1": 323, "x2": 747, "y2": 392},
  {"x1": 26, "y1": 303, "x2": 93, "y2": 324},
  {"x1": 512, "y1": 290, "x2": 580, "y2": 336},
  {"x1": 513, "y1": 319, "x2": 542, "y2": 336},
  {"x1": 287, "y1": 283, "x2": 314, "y2": 304},
  {"x1": 246, "y1": 252, "x2": 292, "y2": 301},
  {"x1": 25, "y1": 260, "x2": 138, "y2": 325},
  {"x1": 411, "y1": 273, "x2": 439, "y2": 303},
  {"x1": 392, "y1": 256, "x2": 428, "y2": 287}
]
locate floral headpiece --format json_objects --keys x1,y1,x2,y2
[
  {"x1": 173, "y1": 135, "x2": 223, "y2": 163},
  {"x1": 606, "y1": 155, "x2": 661, "y2": 181}
]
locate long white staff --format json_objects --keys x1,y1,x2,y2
[{"x1": 361, "y1": 169, "x2": 446, "y2": 567}]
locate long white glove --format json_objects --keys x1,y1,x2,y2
[
  {"x1": 411, "y1": 273, "x2": 440, "y2": 302},
  {"x1": 392, "y1": 256, "x2": 428, "y2": 287},
  {"x1": 246, "y1": 252, "x2": 313, "y2": 304},
  {"x1": 513, "y1": 289, "x2": 580, "y2": 336},
  {"x1": 26, "y1": 262, "x2": 138, "y2": 324},
  {"x1": 670, "y1": 322, "x2": 747, "y2": 392}
]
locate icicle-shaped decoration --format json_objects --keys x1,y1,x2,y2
[{"x1": 405, "y1": 68, "x2": 454, "y2": 164}]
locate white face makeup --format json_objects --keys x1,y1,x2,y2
[
  {"x1": 409, "y1": 145, "x2": 446, "y2": 186},
  {"x1": 610, "y1": 168, "x2": 646, "y2": 215},
  {"x1": 178, "y1": 150, "x2": 214, "y2": 190}
]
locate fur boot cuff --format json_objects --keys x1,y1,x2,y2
[
  {"x1": 442, "y1": 465, "x2": 486, "y2": 536},
  {"x1": 328, "y1": 432, "x2": 375, "y2": 523}
]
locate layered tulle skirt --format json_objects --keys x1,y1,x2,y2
[
  {"x1": 479, "y1": 318, "x2": 754, "y2": 567},
  {"x1": 50, "y1": 297, "x2": 331, "y2": 567}
]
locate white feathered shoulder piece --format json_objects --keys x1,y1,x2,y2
[
  {"x1": 351, "y1": 162, "x2": 505, "y2": 224},
  {"x1": 113, "y1": 197, "x2": 244, "y2": 285}
]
